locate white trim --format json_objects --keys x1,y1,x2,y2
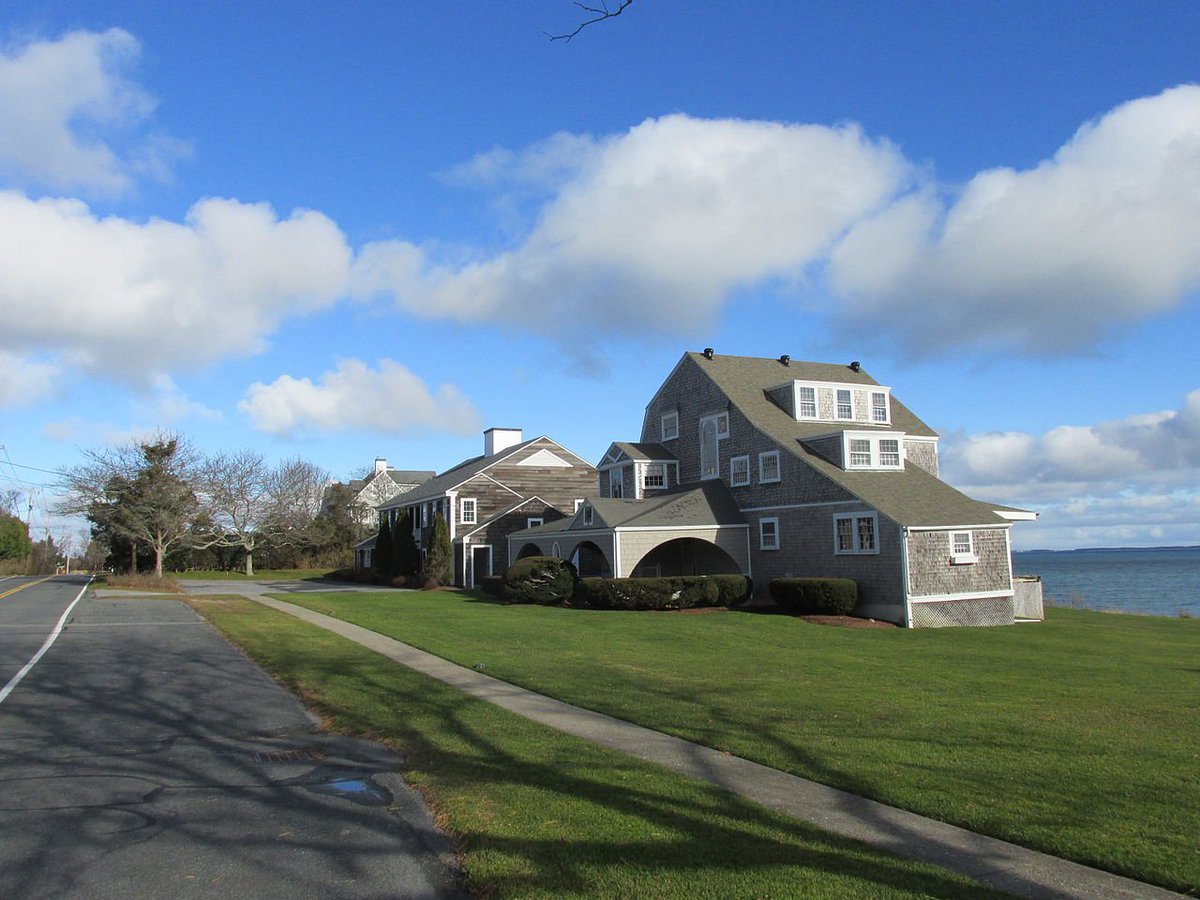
[
  {"x1": 842, "y1": 431, "x2": 905, "y2": 470},
  {"x1": 911, "y1": 589, "x2": 1016, "y2": 603},
  {"x1": 460, "y1": 496, "x2": 478, "y2": 526},
  {"x1": 660, "y1": 410, "x2": 680, "y2": 442},
  {"x1": 526, "y1": 517, "x2": 544, "y2": 529},
  {"x1": 458, "y1": 495, "x2": 551, "y2": 541},
  {"x1": 949, "y1": 531, "x2": 977, "y2": 565},
  {"x1": 907, "y1": 523, "x2": 1011, "y2": 532},
  {"x1": 470, "y1": 544, "x2": 493, "y2": 587},
  {"x1": 995, "y1": 509, "x2": 1038, "y2": 522},
  {"x1": 613, "y1": 529, "x2": 623, "y2": 578},
  {"x1": 616, "y1": 524, "x2": 749, "y2": 533},
  {"x1": 900, "y1": 527, "x2": 913, "y2": 628}
]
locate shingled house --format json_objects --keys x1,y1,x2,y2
[
  {"x1": 377, "y1": 429, "x2": 596, "y2": 589},
  {"x1": 511, "y1": 350, "x2": 1039, "y2": 627}
]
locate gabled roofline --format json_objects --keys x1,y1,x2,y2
[{"x1": 457, "y1": 495, "x2": 555, "y2": 542}]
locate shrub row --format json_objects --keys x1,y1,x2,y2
[
  {"x1": 768, "y1": 577, "x2": 858, "y2": 615},
  {"x1": 496, "y1": 557, "x2": 752, "y2": 610}
]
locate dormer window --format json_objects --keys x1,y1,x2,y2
[
  {"x1": 871, "y1": 392, "x2": 889, "y2": 423},
  {"x1": 643, "y1": 463, "x2": 666, "y2": 490},
  {"x1": 582, "y1": 504, "x2": 593, "y2": 526},
  {"x1": 843, "y1": 433, "x2": 904, "y2": 470},
  {"x1": 798, "y1": 385, "x2": 817, "y2": 419},
  {"x1": 836, "y1": 389, "x2": 854, "y2": 420}
]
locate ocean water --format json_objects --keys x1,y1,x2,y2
[{"x1": 1012, "y1": 548, "x2": 1200, "y2": 618}]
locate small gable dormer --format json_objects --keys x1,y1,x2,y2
[{"x1": 597, "y1": 442, "x2": 680, "y2": 499}]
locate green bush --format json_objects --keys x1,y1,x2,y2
[
  {"x1": 480, "y1": 574, "x2": 504, "y2": 597},
  {"x1": 769, "y1": 578, "x2": 858, "y2": 615},
  {"x1": 501, "y1": 556, "x2": 577, "y2": 605},
  {"x1": 708, "y1": 574, "x2": 753, "y2": 606},
  {"x1": 574, "y1": 576, "x2": 735, "y2": 611}
]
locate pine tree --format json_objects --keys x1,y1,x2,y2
[
  {"x1": 373, "y1": 517, "x2": 394, "y2": 578},
  {"x1": 392, "y1": 509, "x2": 418, "y2": 578},
  {"x1": 424, "y1": 513, "x2": 452, "y2": 587}
]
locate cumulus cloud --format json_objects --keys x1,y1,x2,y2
[
  {"x1": 0, "y1": 192, "x2": 353, "y2": 380},
  {"x1": 829, "y1": 85, "x2": 1200, "y2": 355},
  {"x1": 0, "y1": 29, "x2": 186, "y2": 194},
  {"x1": 0, "y1": 351, "x2": 62, "y2": 408},
  {"x1": 943, "y1": 389, "x2": 1200, "y2": 499},
  {"x1": 238, "y1": 358, "x2": 481, "y2": 437},
  {"x1": 355, "y1": 114, "x2": 912, "y2": 341}
]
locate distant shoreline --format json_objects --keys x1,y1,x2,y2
[{"x1": 1015, "y1": 545, "x2": 1200, "y2": 554}]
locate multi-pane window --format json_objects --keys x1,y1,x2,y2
[
  {"x1": 951, "y1": 531, "x2": 977, "y2": 564},
  {"x1": 460, "y1": 498, "x2": 477, "y2": 525},
  {"x1": 759, "y1": 450, "x2": 781, "y2": 483},
  {"x1": 715, "y1": 412, "x2": 730, "y2": 437},
  {"x1": 730, "y1": 455, "x2": 750, "y2": 487},
  {"x1": 527, "y1": 517, "x2": 544, "y2": 528},
  {"x1": 834, "y1": 513, "x2": 879, "y2": 554},
  {"x1": 879, "y1": 439, "x2": 901, "y2": 467},
  {"x1": 798, "y1": 385, "x2": 817, "y2": 418},
  {"x1": 759, "y1": 517, "x2": 780, "y2": 550},
  {"x1": 872, "y1": 392, "x2": 889, "y2": 423},
  {"x1": 700, "y1": 415, "x2": 723, "y2": 480},
  {"x1": 643, "y1": 463, "x2": 665, "y2": 489},
  {"x1": 582, "y1": 505, "x2": 593, "y2": 525},
  {"x1": 836, "y1": 389, "x2": 853, "y2": 419},
  {"x1": 849, "y1": 439, "x2": 872, "y2": 467},
  {"x1": 661, "y1": 411, "x2": 679, "y2": 441},
  {"x1": 610, "y1": 469, "x2": 624, "y2": 498}
]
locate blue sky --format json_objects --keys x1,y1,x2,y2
[{"x1": 2, "y1": 1, "x2": 1199, "y2": 551}]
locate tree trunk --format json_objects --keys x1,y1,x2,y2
[
  {"x1": 244, "y1": 550, "x2": 254, "y2": 577},
  {"x1": 130, "y1": 543, "x2": 137, "y2": 574},
  {"x1": 154, "y1": 546, "x2": 164, "y2": 578}
]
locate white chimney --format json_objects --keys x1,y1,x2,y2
[
  {"x1": 374, "y1": 457, "x2": 387, "y2": 474},
  {"x1": 484, "y1": 428, "x2": 523, "y2": 457}
]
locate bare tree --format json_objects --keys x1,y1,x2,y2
[
  {"x1": 547, "y1": 0, "x2": 633, "y2": 41},
  {"x1": 197, "y1": 452, "x2": 329, "y2": 576}
]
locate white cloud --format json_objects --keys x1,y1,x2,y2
[
  {"x1": 356, "y1": 113, "x2": 911, "y2": 342},
  {"x1": 0, "y1": 29, "x2": 186, "y2": 194},
  {"x1": 0, "y1": 192, "x2": 353, "y2": 381},
  {"x1": 830, "y1": 85, "x2": 1200, "y2": 355},
  {"x1": 238, "y1": 358, "x2": 481, "y2": 437},
  {"x1": 132, "y1": 375, "x2": 223, "y2": 424},
  {"x1": 0, "y1": 351, "x2": 62, "y2": 408}
]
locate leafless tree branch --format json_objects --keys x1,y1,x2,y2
[{"x1": 547, "y1": 0, "x2": 634, "y2": 42}]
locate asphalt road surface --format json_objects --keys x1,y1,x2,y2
[{"x1": 0, "y1": 575, "x2": 463, "y2": 899}]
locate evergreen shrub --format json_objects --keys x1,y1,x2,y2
[
  {"x1": 480, "y1": 575, "x2": 504, "y2": 597},
  {"x1": 501, "y1": 556, "x2": 577, "y2": 605},
  {"x1": 574, "y1": 575, "x2": 739, "y2": 610},
  {"x1": 769, "y1": 577, "x2": 858, "y2": 615}
]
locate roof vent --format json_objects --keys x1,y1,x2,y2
[
  {"x1": 779, "y1": 354, "x2": 790, "y2": 366},
  {"x1": 849, "y1": 360, "x2": 861, "y2": 372},
  {"x1": 702, "y1": 347, "x2": 715, "y2": 360}
]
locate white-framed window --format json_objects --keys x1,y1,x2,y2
[
  {"x1": 836, "y1": 389, "x2": 854, "y2": 420},
  {"x1": 833, "y1": 512, "x2": 878, "y2": 555},
  {"x1": 759, "y1": 450, "x2": 781, "y2": 484},
  {"x1": 460, "y1": 497, "x2": 477, "y2": 525},
  {"x1": 661, "y1": 411, "x2": 679, "y2": 441},
  {"x1": 643, "y1": 463, "x2": 666, "y2": 490},
  {"x1": 527, "y1": 517, "x2": 544, "y2": 529},
  {"x1": 843, "y1": 434, "x2": 903, "y2": 470},
  {"x1": 797, "y1": 385, "x2": 817, "y2": 419},
  {"x1": 871, "y1": 391, "x2": 889, "y2": 423},
  {"x1": 879, "y1": 439, "x2": 901, "y2": 468},
  {"x1": 759, "y1": 517, "x2": 780, "y2": 550},
  {"x1": 714, "y1": 411, "x2": 730, "y2": 437},
  {"x1": 730, "y1": 455, "x2": 750, "y2": 487},
  {"x1": 574, "y1": 498, "x2": 585, "y2": 512},
  {"x1": 950, "y1": 531, "x2": 977, "y2": 564}
]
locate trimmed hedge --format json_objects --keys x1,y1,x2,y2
[
  {"x1": 501, "y1": 556, "x2": 577, "y2": 605},
  {"x1": 769, "y1": 577, "x2": 858, "y2": 615},
  {"x1": 480, "y1": 574, "x2": 504, "y2": 597},
  {"x1": 574, "y1": 574, "x2": 750, "y2": 611}
]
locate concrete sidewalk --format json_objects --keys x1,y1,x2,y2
[{"x1": 177, "y1": 582, "x2": 1184, "y2": 900}]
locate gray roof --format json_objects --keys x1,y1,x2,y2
[
  {"x1": 679, "y1": 352, "x2": 1011, "y2": 529},
  {"x1": 378, "y1": 436, "x2": 589, "y2": 509},
  {"x1": 604, "y1": 442, "x2": 678, "y2": 463},
  {"x1": 515, "y1": 480, "x2": 745, "y2": 538}
]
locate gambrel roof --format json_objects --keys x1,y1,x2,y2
[{"x1": 669, "y1": 352, "x2": 1013, "y2": 529}]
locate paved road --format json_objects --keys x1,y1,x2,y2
[{"x1": 0, "y1": 576, "x2": 462, "y2": 900}]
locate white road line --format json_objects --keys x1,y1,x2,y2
[{"x1": 0, "y1": 577, "x2": 93, "y2": 706}]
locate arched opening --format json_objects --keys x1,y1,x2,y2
[
  {"x1": 630, "y1": 537, "x2": 741, "y2": 578},
  {"x1": 516, "y1": 543, "x2": 542, "y2": 560},
  {"x1": 571, "y1": 541, "x2": 612, "y2": 578}
]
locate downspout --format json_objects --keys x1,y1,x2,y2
[{"x1": 900, "y1": 526, "x2": 914, "y2": 628}]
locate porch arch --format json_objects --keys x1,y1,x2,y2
[{"x1": 629, "y1": 537, "x2": 743, "y2": 578}]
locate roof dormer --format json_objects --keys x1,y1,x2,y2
[{"x1": 770, "y1": 380, "x2": 893, "y2": 426}]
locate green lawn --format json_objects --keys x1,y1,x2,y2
[
  {"x1": 274, "y1": 591, "x2": 1200, "y2": 894},
  {"x1": 191, "y1": 596, "x2": 1001, "y2": 899}
]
